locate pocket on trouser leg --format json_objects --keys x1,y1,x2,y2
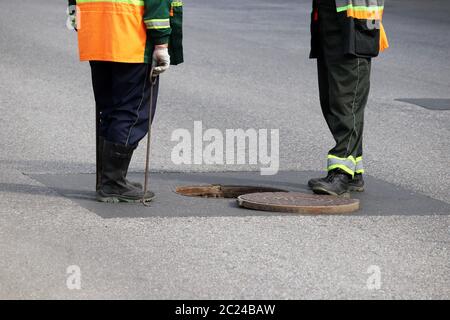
[
  {"x1": 353, "y1": 19, "x2": 380, "y2": 57},
  {"x1": 169, "y1": 1, "x2": 184, "y2": 65}
]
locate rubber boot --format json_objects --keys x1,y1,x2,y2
[
  {"x1": 96, "y1": 141, "x2": 155, "y2": 203},
  {"x1": 97, "y1": 137, "x2": 142, "y2": 191},
  {"x1": 122, "y1": 146, "x2": 143, "y2": 190}
]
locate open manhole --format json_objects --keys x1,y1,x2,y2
[
  {"x1": 238, "y1": 192, "x2": 360, "y2": 214},
  {"x1": 175, "y1": 185, "x2": 288, "y2": 199}
]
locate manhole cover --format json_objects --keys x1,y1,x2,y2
[
  {"x1": 238, "y1": 192, "x2": 360, "y2": 214},
  {"x1": 396, "y1": 98, "x2": 450, "y2": 111},
  {"x1": 175, "y1": 185, "x2": 288, "y2": 198}
]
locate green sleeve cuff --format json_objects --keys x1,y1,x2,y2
[{"x1": 152, "y1": 35, "x2": 170, "y2": 45}]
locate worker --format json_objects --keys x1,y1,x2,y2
[
  {"x1": 308, "y1": 0, "x2": 388, "y2": 195},
  {"x1": 68, "y1": 0, "x2": 183, "y2": 202}
]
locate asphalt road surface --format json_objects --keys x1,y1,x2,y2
[{"x1": 0, "y1": 0, "x2": 449, "y2": 299}]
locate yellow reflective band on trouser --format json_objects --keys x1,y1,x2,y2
[
  {"x1": 171, "y1": 1, "x2": 183, "y2": 6},
  {"x1": 145, "y1": 19, "x2": 170, "y2": 30},
  {"x1": 355, "y1": 157, "x2": 364, "y2": 174},
  {"x1": 327, "y1": 155, "x2": 356, "y2": 177}
]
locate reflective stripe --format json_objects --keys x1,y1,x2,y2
[
  {"x1": 335, "y1": 0, "x2": 384, "y2": 20},
  {"x1": 327, "y1": 155, "x2": 356, "y2": 177},
  {"x1": 355, "y1": 157, "x2": 364, "y2": 174},
  {"x1": 76, "y1": 0, "x2": 144, "y2": 5},
  {"x1": 336, "y1": 5, "x2": 384, "y2": 13},
  {"x1": 328, "y1": 164, "x2": 355, "y2": 177},
  {"x1": 336, "y1": 0, "x2": 384, "y2": 11},
  {"x1": 171, "y1": 1, "x2": 183, "y2": 7},
  {"x1": 145, "y1": 18, "x2": 170, "y2": 29},
  {"x1": 328, "y1": 155, "x2": 356, "y2": 165}
]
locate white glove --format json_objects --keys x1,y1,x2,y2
[
  {"x1": 66, "y1": 4, "x2": 77, "y2": 31},
  {"x1": 152, "y1": 47, "x2": 170, "y2": 77}
]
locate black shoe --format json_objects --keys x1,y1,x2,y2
[
  {"x1": 348, "y1": 173, "x2": 364, "y2": 192},
  {"x1": 96, "y1": 137, "x2": 142, "y2": 191},
  {"x1": 311, "y1": 169, "x2": 350, "y2": 196},
  {"x1": 308, "y1": 170, "x2": 340, "y2": 189},
  {"x1": 96, "y1": 141, "x2": 155, "y2": 203},
  {"x1": 309, "y1": 172, "x2": 365, "y2": 193},
  {"x1": 308, "y1": 174, "x2": 329, "y2": 189}
]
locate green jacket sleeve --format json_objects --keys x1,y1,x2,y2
[{"x1": 144, "y1": 0, "x2": 172, "y2": 45}]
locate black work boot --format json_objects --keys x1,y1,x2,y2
[
  {"x1": 348, "y1": 173, "x2": 364, "y2": 192},
  {"x1": 96, "y1": 141, "x2": 155, "y2": 203},
  {"x1": 309, "y1": 172, "x2": 365, "y2": 193},
  {"x1": 96, "y1": 137, "x2": 142, "y2": 191},
  {"x1": 308, "y1": 170, "x2": 340, "y2": 189},
  {"x1": 122, "y1": 145, "x2": 143, "y2": 190},
  {"x1": 311, "y1": 169, "x2": 350, "y2": 196},
  {"x1": 308, "y1": 174, "x2": 329, "y2": 189}
]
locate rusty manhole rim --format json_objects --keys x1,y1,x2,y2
[
  {"x1": 237, "y1": 192, "x2": 360, "y2": 215},
  {"x1": 174, "y1": 184, "x2": 289, "y2": 199}
]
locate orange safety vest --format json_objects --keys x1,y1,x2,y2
[{"x1": 76, "y1": 0, "x2": 173, "y2": 63}]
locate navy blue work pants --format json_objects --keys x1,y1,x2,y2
[{"x1": 90, "y1": 61, "x2": 159, "y2": 147}]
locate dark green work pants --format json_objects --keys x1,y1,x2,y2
[{"x1": 316, "y1": 0, "x2": 371, "y2": 176}]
